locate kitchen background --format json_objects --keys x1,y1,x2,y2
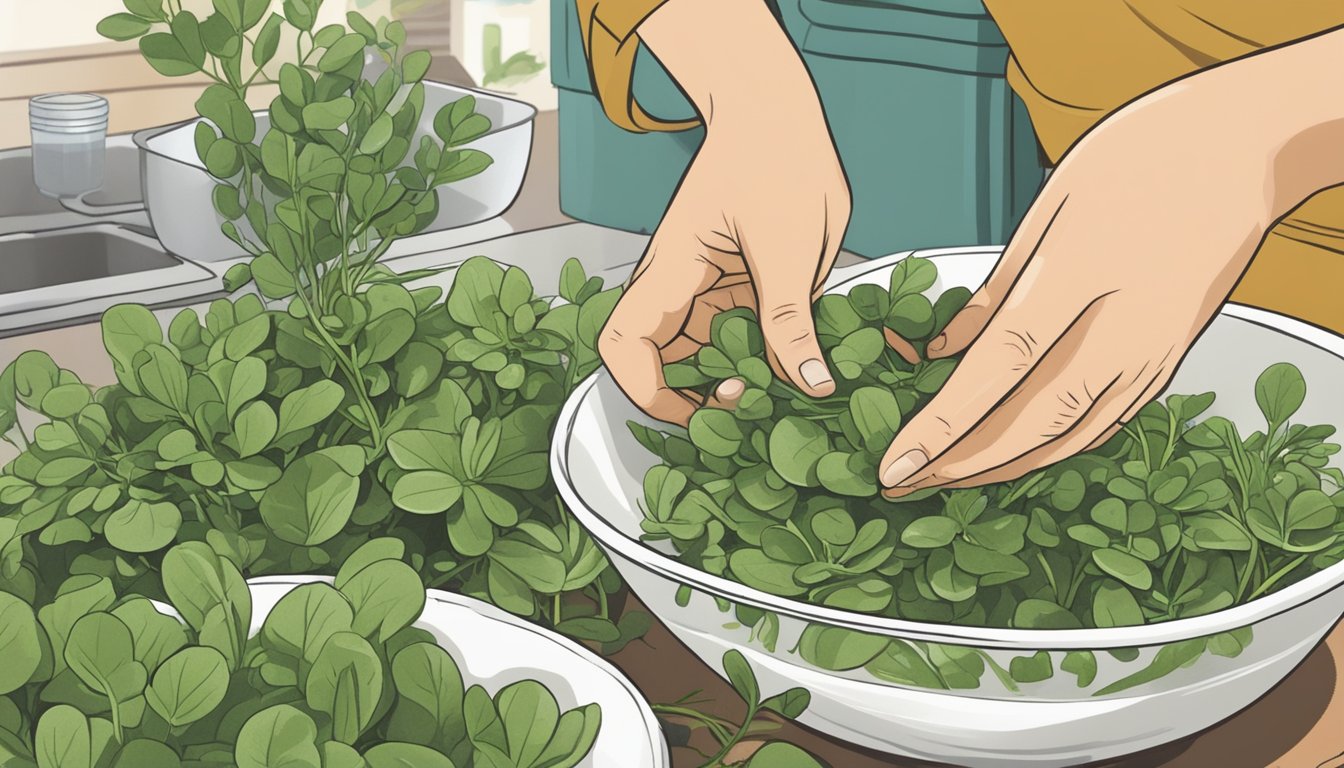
[
  {"x1": 5, "y1": 2, "x2": 1344, "y2": 767},
  {"x1": 0, "y1": 0, "x2": 557, "y2": 150}
]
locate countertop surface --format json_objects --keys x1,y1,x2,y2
[{"x1": 3, "y1": 90, "x2": 1344, "y2": 768}]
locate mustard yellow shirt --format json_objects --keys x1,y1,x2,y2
[{"x1": 575, "y1": 0, "x2": 1344, "y2": 332}]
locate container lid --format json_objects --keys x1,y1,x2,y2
[{"x1": 30, "y1": 93, "x2": 109, "y2": 122}]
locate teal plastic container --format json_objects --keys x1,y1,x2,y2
[{"x1": 551, "y1": 0, "x2": 1044, "y2": 256}]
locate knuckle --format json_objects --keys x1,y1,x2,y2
[{"x1": 989, "y1": 326, "x2": 1042, "y2": 370}]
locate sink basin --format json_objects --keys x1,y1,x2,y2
[
  {"x1": 0, "y1": 223, "x2": 218, "y2": 336},
  {"x1": 0, "y1": 138, "x2": 147, "y2": 235}
]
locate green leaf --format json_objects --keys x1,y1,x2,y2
[
  {"x1": 64, "y1": 613, "x2": 147, "y2": 704},
  {"x1": 392, "y1": 471, "x2": 463, "y2": 515},
  {"x1": 196, "y1": 84, "x2": 256, "y2": 144},
  {"x1": 401, "y1": 50, "x2": 432, "y2": 83},
  {"x1": 161, "y1": 542, "x2": 251, "y2": 637},
  {"x1": 276, "y1": 380, "x2": 345, "y2": 438},
  {"x1": 888, "y1": 257, "x2": 937, "y2": 298},
  {"x1": 901, "y1": 516, "x2": 958, "y2": 548},
  {"x1": 253, "y1": 13, "x2": 282, "y2": 67},
  {"x1": 36, "y1": 705, "x2": 92, "y2": 768},
  {"x1": 745, "y1": 742, "x2": 827, "y2": 768},
  {"x1": 335, "y1": 538, "x2": 406, "y2": 589},
  {"x1": 761, "y1": 687, "x2": 811, "y2": 719},
  {"x1": 318, "y1": 33, "x2": 366, "y2": 72},
  {"x1": 110, "y1": 599, "x2": 189, "y2": 672},
  {"x1": 1091, "y1": 548, "x2": 1152, "y2": 590},
  {"x1": 260, "y1": 452, "x2": 361, "y2": 546},
  {"x1": 848, "y1": 386, "x2": 902, "y2": 453},
  {"x1": 689, "y1": 409, "x2": 743, "y2": 458},
  {"x1": 261, "y1": 583, "x2": 353, "y2": 675},
  {"x1": 340, "y1": 560, "x2": 424, "y2": 642},
  {"x1": 112, "y1": 740, "x2": 182, "y2": 768},
  {"x1": 305, "y1": 632, "x2": 383, "y2": 744},
  {"x1": 1008, "y1": 651, "x2": 1053, "y2": 684},
  {"x1": 282, "y1": 0, "x2": 315, "y2": 30},
  {"x1": 140, "y1": 31, "x2": 199, "y2": 75},
  {"x1": 387, "y1": 642, "x2": 465, "y2": 750},
  {"x1": 722, "y1": 650, "x2": 760, "y2": 707},
  {"x1": 235, "y1": 401, "x2": 278, "y2": 457},
  {"x1": 145, "y1": 646, "x2": 230, "y2": 727},
  {"x1": 302, "y1": 97, "x2": 355, "y2": 130},
  {"x1": 1255, "y1": 362, "x2": 1306, "y2": 430},
  {"x1": 1013, "y1": 599, "x2": 1082, "y2": 629},
  {"x1": 1094, "y1": 639, "x2": 1207, "y2": 696},
  {"x1": 0, "y1": 593, "x2": 41, "y2": 695},
  {"x1": 235, "y1": 705, "x2": 322, "y2": 768},
  {"x1": 1061, "y1": 650, "x2": 1098, "y2": 688},
  {"x1": 103, "y1": 304, "x2": 162, "y2": 392},
  {"x1": 364, "y1": 743, "x2": 453, "y2": 768},
  {"x1": 104, "y1": 500, "x2": 182, "y2": 553},
  {"x1": 768, "y1": 416, "x2": 829, "y2": 487},
  {"x1": 97, "y1": 13, "x2": 152, "y2": 40},
  {"x1": 169, "y1": 11, "x2": 206, "y2": 68},
  {"x1": 798, "y1": 626, "x2": 888, "y2": 671},
  {"x1": 495, "y1": 680, "x2": 560, "y2": 767},
  {"x1": 1092, "y1": 581, "x2": 1144, "y2": 628},
  {"x1": 729, "y1": 549, "x2": 804, "y2": 597}
]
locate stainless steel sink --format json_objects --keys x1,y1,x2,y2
[
  {"x1": 0, "y1": 224, "x2": 219, "y2": 337},
  {"x1": 0, "y1": 137, "x2": 148, "y2": 236}
]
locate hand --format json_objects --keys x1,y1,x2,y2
[
  {"x1": 879, "y1": 29, "x2": 1344, "y2": 496},
  {"x1": 598, "y1": 0, "x2": 851, "y2": 425}
]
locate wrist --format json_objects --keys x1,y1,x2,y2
[
  {"x1": 1203, "y1": 28, "x2": 1344, "y2": 219},
  {"x1": 638, "y1": 0, "x2": 825, "y2": 132}
]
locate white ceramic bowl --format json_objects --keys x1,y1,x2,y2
[
  {"x1": 133, "y1": 81, "x2": 536, "y2": 262},
  {"x1": 551, "y1": 247, "x2": 1344, "y2": 768},
  {"x1": 154, "y1": 576, "x2": 668, "y2": 768}
]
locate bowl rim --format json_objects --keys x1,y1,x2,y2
[
  {"x1": 152, "y1": 574, "x2": 669, "y2": 767},
  {"x1": 552, "y1": 248, "x2": 1344, "y2": 651},
  {"x1": 130, "y1": 80, "x2": 538, "y2": 168}
]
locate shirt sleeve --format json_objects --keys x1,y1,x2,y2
[{"x1": 576, "y1": 0, "x2": 700, "y2": 133}]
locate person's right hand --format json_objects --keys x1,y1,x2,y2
[{"x1": 598, "y1": 0, "x2": 851, "y2": 426}]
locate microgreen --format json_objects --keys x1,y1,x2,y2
[
  {"x1": 634, "y1": 257, "x2": 1344, "y2": 691},
  {"x1": 0, "y1": 541, "x2": 600, "y2": 766}
]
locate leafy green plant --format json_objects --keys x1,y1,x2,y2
[
  {"x1": 0, "y1": 540, "x2": 600, "y2": 767},
  {"x1": 654, "y1": 650, "x2": 823, "y2": 768},
  {"x1": 0, "y1": 255, "x2": 634, "y2": 641},
  {"x1": 481, "y1": 24, "x2": 545, "y2": 90},
  {"x1": 0, "y1": 1, "x2": 639, "y2": 647},
  {"x1": 633, "y1": 257, "x2": 1344, "y2": 689}
]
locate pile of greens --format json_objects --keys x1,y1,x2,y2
[
  {"x1": 0, "y1": 539, "x2": 601, "y2": 767},
  {"x1": 0, "y1": 256, "x2": 630, "y2": 645},
  {"x1": 633, "y1": 257, "x2": 1344, "y2": 638},
  {"x1": 0, "y1": 0, "x2": 642, "y2": 647}
]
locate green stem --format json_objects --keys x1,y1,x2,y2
[
  {"x1": 649, "y1": 705, "x2": 735, "y2": 746},
  {"x1": 702, "y1": 706, "x2": 758, "y2": 767},
  {"x1": 293, "y1": 288, "x2": 384, "y2": 450},
  {"x1": 552, "y1": 593, "x2": 562, "y2": 625},
  {"x1": 1160, "y1": 407, "x2": 1178, "y2": 468},
  {"x1": 1036, "y1": 552, "x2": 1061, "y2": 604},
  {"x1": 1249, "y1": 554, "x2": 1309, "y2": 600},
  {"x1": 1236, "y1": 536, "x2": 1260, "y2": 603}
]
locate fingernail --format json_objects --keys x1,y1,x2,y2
[
  {"x1": 799, "y1": 359, "x2": 833, "y2": 389},
  {"x1": 882, "y1": 449, "x2": 928, "y2": 487},
  {"x1": 927, "y1": 334, "x2": 948, "y2": 354},
  {"x1": 716, "y1": 378, "x2": 745, "y2": 399}
]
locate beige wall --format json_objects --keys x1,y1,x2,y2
[{"x1": 0, "y1": 0, "x2": 350, "y2": 55}]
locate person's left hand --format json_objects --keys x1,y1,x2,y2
[{"x1": 877, "y1": 69, "x2": 1297, "y2": 498}]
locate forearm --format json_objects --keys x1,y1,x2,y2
[
  {"x1": 638, "y1": 0, "x2": 824, "y2": 130},
  {"x1": 1158, "y1": 26, "x2": 1344, "y2": 221}
]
